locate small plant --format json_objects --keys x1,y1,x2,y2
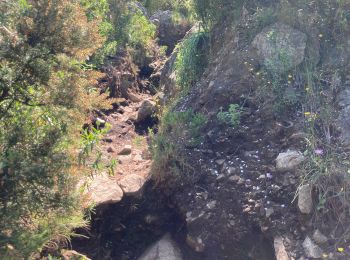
[
  {"x1": 217, "y1": 104, "x2": 242, "y2": 127},
  {"x1": 132, "y1": 135, "x2": 144, "y2": 147}
]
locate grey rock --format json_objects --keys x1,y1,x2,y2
[
  {"x1": 118, "y1": 145, "x2": 132, "y2": 155},
  {"x1": 138, "y1": 233, "x2": 183, "y2": 260},
  {"x1": 302, "y1": 236, "x2": 323, "y2": 258},
  {"x1": 276, "y1": 150, "x2": 305, "y2": 172},
  {"x1": 252, "y1": 23, "x2": 307, "y2": 73},
  {"x1": 137, "y1": 100, "x2": 156, "y2": 122},
  {"x1": 274, "y1": 236, "x2": 290, "y2": 260},
  {"x1": 298, "y1": 184, "x2": 313, "y2": 214},
  {"x1": 313, "y1": 230, "x2": 328, "y2": 244},
  {"x1": 118, "y1": 174, "x2": 146, "y2": 195},
  {"x1": 266, "y1": 208, "x2": 275, "y2": 218},
  {"x1": 88, "y1": 174, "x2": 123, "y2": 205}
]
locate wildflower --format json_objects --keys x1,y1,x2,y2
[
  {"x1": 322, "y1": 253, "x2": 328, "y2": 258},
  {"x1": 319, "y1": 33, "x2": 324, "y2": 38},
  {"x1": 314, "y1": 148, "x2": 324, "y2": 155},
  {"x1": 304, "y1": 112, "x2": 311, "y2": 116},
  {"x1": 256, "y1": 72, "x2": 261, "y2": 76},
  {"x1": 337, "y1": 247, "x2": 344, "y2": 253},
  {"x1": 288, "y1": 74, "x2": 293, "y2": 79},
  {"x1": 288, "y1": 80, "x2": 292, "y2": 84}
]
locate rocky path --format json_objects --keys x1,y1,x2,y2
[{"x1": 85, "y1": 94, "x2": 156, "y2": 206}]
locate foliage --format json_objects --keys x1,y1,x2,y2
[
  {"x1": 142, "y1": 0, "x2": 193, "y2": 17},
  {"x1": 149, "y1": 108, "x2": 207, "y2": 182},
  {"x1": 88, "y1": 0, "x2": 157, "y2": 67},
  {"x1": 0, "y1": 0, "x2": 111, "y2": 257},
  {"x1": 217, "y1": 104, "x2": 242, "y2": 127},
  {"x1": 175, "y1": 31, "x2": 208, "y2": 93}
]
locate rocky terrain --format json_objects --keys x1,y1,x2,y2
[{"x1": 71, "y1": 3, "x2": 350, "y2": 260}]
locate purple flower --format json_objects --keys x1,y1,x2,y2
[{"x1": 314, "y1": 148, "x2": 324, "y2": 155}]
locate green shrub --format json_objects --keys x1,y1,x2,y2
[
  {"x1": 175, "y1": 31, "x2": 209, "y2": 93},
  {"x1": 217, "y1": 104, "x2": 242, "y2": 127},
  {"x1": 150, "y1": 109, "x2": 207, "y2": 182},
  {"x1": 0, "y1": 0, "x2": 111, "y2": 257}
]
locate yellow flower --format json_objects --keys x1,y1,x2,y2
[
  {"x1": 338, "y1": 247, "x2": 344, "y2": 252},
  {"x1": 304, "y1": 112, "x2": 311, "y2": 116}
]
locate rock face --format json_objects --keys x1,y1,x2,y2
[
  {"x1": 137, "y1": 100, "x2": 156, "y2": 122},
  {"x1": 88, "y1": 174, "x2": 123, "y2": 205},
  {"x1": 274, "y1": 237, "x2": 290, "y2": 260},
  {"x1": 302, "y1": 236, "x2": 323, "y2": 258},
  {"x1": 150, "y1": 10, "x2": 191, "y2": 54},
  {"x1": 298, "y1": 184, "x2": 313, "y2": 214},
  {"x1": 118, "y1": 174, "x2": 146, "y2": 195},
  {"x1": 252, "y1": 23, "x2": 307, "y2": 72},
  {"x1": 138, "y1": 233, "x2": 183, "y2": 260},
  {"x1": 276, "y1": 150, "x2": 305, "y2": 172}
]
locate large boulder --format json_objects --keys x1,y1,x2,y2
[
  {"x1": 138, "y1": 233, "x2": 183, "y2": 260},
  {"x1": 252, "y1": 23, "x2": 307, "y2": 72},
  {"x1": 88, "y1": 174, "x2": 123, "y2": 205},
  {"x1": 276, "y1": 150, "x2": 305, "y2": 172},
  {"x1": 118, "y1": 174, "x2": 146, "y2": 195},
  {"x1": 298, "y1": 184, "x2": 313, "y2": 214},
  {"x1": 137, "y1": 100, "x2": 156, "y2": 122},
  {"x1": 150, "y1": 11, "x2": 191, "y2": 54}
]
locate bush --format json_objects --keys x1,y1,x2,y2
[
  {"x1": 0, "y1": 0, "x2": 111, "y2": 257},
  {"x1": 150, "y1": 109, "x2": 207, "y2": 182},
  {"x1": 175, "y1": 31, "x2": 209, "y2": 93},
  {"x1": 217, "y1": 104, "x2": 242, "y2": 127}
]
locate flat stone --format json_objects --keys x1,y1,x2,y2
[
  {"x1": 88, "y1": 174, "x2": 123, "y2": 205},
  {"x1": 118, "y1": 174, "x2": 146, "y2": 195},
  {"x1": 298, "y1": 184, "x2": 313, "y2": 214},
  {"x1": 276, "y1": 150, "x2": 305, "y2": 172},
  {"x1": 138, "y1": 233, "x2": 182, "y2": 260},
  {"x1": 302, "y1": 236, "x2": 323, "y2": 258},
  {"x1": 274, "y1": 237, "x2": 290, "y2": 260},
  {"x1": 118, "y1": 145, "x2": 132, "y2": 155}
]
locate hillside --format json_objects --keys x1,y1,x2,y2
[{"x1": 1, "y1": 1, "x2": 350, "y2": 260}]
